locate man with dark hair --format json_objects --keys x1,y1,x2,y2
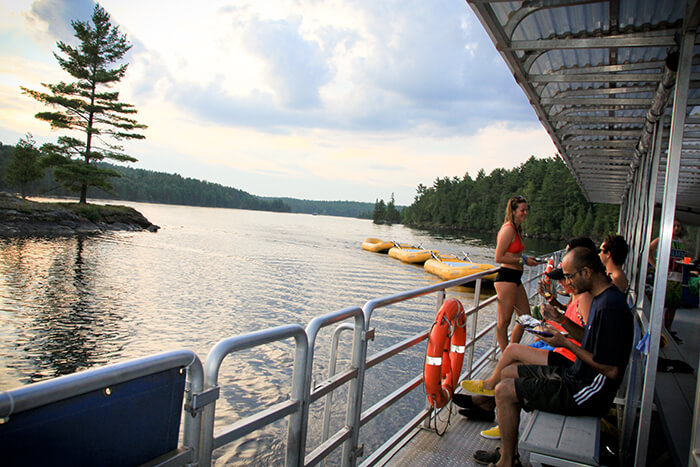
[
  {"x1": 600, "y1": 234, "x2": 629, "y2": 292},
  {"x1": 472, "y1": 247, "x2": 633, "y2": 467}
]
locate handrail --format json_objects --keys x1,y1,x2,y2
[
  {"x1": 199, "y1": 324, "x2": 309, "y2": 467},
  {"x1": 190, "y1": 252, "x2": 562, "y2": 466}
]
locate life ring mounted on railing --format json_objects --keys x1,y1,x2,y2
[{"x1": 424, "y1": 298, "x2": 466, "y2": 409}]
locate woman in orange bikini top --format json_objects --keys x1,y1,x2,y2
[{"x1": 492, "y1": 195, "x2": 539, "y2": 352}]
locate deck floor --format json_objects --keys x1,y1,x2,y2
[
  {"x1": 383, "y1": 349, "x2": 536, "y2": 467},
  {"x1": 382, "y1": 306, "x2": 700, "y2": 467}
]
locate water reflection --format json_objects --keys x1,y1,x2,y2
[
  {"x1": 0, "y1": 203, "x2": 562, "y2": 464},
  {"x1": 0, "y1": 236, "x2": 123, "y2": 385}
]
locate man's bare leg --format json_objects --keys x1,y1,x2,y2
[{"x1": 482, "y1": 344, "x2": 548, "y2": 390}]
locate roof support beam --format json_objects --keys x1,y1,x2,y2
[
  {"x1": 549, "y1": 115, "x2": 645, "y2": 123},
  {"x1": 541, "y1": 97, "x2": 653, "y2": 105},
  {"x1": 503, "y1": 0, "x2": 606, "y2": 39},
  {"x1": 531, "y1": 73, "x2": 663, "y2": 82},
  {"x1": 508, "y1": 33, "x2": 677, "y2": 50}
]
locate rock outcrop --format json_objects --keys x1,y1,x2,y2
[{"x1": 0, "y1": 193, "x2": 159, "y2": 236}]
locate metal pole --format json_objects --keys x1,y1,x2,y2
[
  {"x1": 183, "y1": 355, "x2": 204, "y2": 466},
  {"x1": 341, "y1": 311, "x2": 368, "y2": 467},
  {"x1": 467, "y1": 278, "x2": 482, "y2": 375},
  {"x1": 321, "y1": 323, "x2": 354, "y2": 459},
  {"x1": 634, "y1": 28, "x2": 694, "y2": 466}
]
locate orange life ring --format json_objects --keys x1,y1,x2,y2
[{"x1": 424, "y1": 298, "x2": 466, "y2": 409}]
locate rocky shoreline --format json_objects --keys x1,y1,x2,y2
[{"x1": 0, "y1": 193, "x2": 159, "y2": 237}]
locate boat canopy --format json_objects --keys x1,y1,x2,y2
[
  {"x1": 467, "y1": 0, "x2": 699, "y2": 219},
  {"x1": 466, "y1": 1, "x2": 700, "y2": 465}
]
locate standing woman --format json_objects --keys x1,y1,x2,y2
[{"x1": 493, "y1": 195, "x2": 539, "y2": 352}]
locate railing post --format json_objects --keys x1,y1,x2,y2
[
  {"x1": 182, "y1": 355, "x2": 204, "y2": 466},
  {"x1": 342, "y1": 312, "x2": 369, "y2": 467},
  {"x1": 466, "y1": 278, "x2": 482, "y2": 375}
]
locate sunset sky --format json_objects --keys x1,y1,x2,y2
[{"x1": 0, "y1": 0, "x2": 557, "y2": 205}]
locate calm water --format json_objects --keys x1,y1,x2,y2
[{"x1": 0, "y1": 201, "x2": 559, "y2": 465}]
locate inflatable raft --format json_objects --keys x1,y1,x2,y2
[
  {"x1": 361, "y1": 238, "x2": 395, "y2": 253},
  {"x1": 388, "y1": 245, "x2": 438, "y2": 264},
  {"x1": 424, "y1": 254, "x2": 498, "y2": 281}
]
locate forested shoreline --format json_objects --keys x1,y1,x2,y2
[
  {"x1": 0, "y1": 142, "x2": 376, "y2": 217},
  {"x1": 401, "y1": 156, "x2": 619, "y2": 241}
]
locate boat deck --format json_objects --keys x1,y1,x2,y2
[
  {"x1": 383, "y1": 342, "x2": 532, "y2": 467},
  {"x1": 384, "y1": 306, "x2": 700, "y2": 467}
]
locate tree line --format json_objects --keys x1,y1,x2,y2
[
  {"x1": 0, "y1": 141, "x2": 386, "y2": 216},
  {"x1": 400, "y1": 156, "x2": 619, "y2": 240},
  {"x1": 372, "y1": 193, "x2": 402, "y2": 224}
]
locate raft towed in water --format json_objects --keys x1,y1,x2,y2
[
  {"x1": 388, "y1": 245, "x2": 439, "y2": 264},
  {"x1": 424, "y1": 253, "x2": 498, "y2": 282}
]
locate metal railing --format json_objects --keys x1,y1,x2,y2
[{"x1": 191, "y1": 256, "x2": 556, "y2": 466}]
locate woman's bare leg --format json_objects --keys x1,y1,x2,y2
[
  {"x1": 494, "y1": 281, "x2": 518, "y2": 352},
  {"x1": 510, "y1": 284, "x2": 530, "y2": 345}
]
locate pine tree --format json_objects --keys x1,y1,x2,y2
[
  {"x1": 386, "y1": 193, "x2": 401, "y2": 224},
  {"x1": 373, "y1": 199, "x2": 387, "y2": 224},
  {"x1": 21, "y1": 4, "x2": 146, "y2": 203},
  {"x1": 3, "y1": 134, "x2": 44, "y2": 198}
]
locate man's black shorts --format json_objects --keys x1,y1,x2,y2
[{"x1": 514, "y1": 365, "x2": 581, "y2": 415}]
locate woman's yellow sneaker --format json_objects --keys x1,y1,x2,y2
[
  {"x1": 460, "y1": 379, "x2": 495, "y2": 397},
  {"x1": 480, "y1": 425, "x2": 500, "y2": 439}
]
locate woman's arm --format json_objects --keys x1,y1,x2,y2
[
  {"x1": 648, "y1": 237, "x2": 659, "y2": 269},
  {"x1": 494, "y1": 224, "x2": 520, "y2": 266}
]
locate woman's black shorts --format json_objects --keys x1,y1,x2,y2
[{"x1": 494, "y1": 267, "x2": 524, "y2": 285}]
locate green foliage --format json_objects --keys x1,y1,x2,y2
[
  {"x1": 372, "y1": 194, "x2": 402, "y2": 224},
  {"x1": 272, "y1": 198, "x2": 374, "y2": 218},
  {"x1": 385, "y1": 193, "x2": 401, "y2": 224},
  {"x1": 402, "y1": 156, "x2": 619, "y2": 241},
  {"x1": 20, "y1": 4, "x2": 146, "y2": 203},
  {"x1": 3, "y1": 134, "x2": 45, "y2": 198},
  {"x1": 373, "y1": 199, "x2": 386, "y2": 224}
]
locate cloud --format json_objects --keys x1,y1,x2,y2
[
  {"x1": 242, "y1": 16, "x2": 333, "y2": 109},
  {"x1": 27, "y1": 0, "x2": 95, "y2": 44}
]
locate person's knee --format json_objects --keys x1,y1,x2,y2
[
  {"x1": 501, "y1": 364, "x2": 520, "y2": 379},
  {"x1": 494, "y1": 378, "x2": 517, "y2": 403}
]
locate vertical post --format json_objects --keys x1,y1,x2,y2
[
  {"x1": 634, "y1": 28, "x2": 694, "y2": 466},
  {"x1": 287, "y1": 332, "x2": 311, "y2": 467},
  {"x1": 467, "y1": 278, "x2": 482, "y2": 376},
  {"x1": 342, "y1": 312, "x2": 368, "y2": 467},
  {"x1": 183, "y1": 356, "x2": 204, "y2": 465},
  {"x1": 635, "y1": 118, "x2": 663, "y2": 321}
]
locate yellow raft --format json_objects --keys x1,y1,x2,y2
[
  {"x1": 388, "y1": 245, "x2": 439, "y2": 264},
  {"x1": 361, "y1": 238, "x2": 395, "y2": 253},
  {"x1": 424, "y1": 254, "x2": 498, "y2": 281}
]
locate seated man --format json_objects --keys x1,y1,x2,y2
[
  {"x1": 599, "y1": 234, "x2": 629, "y2": 292},
  {"x1": 473, "y1": 247, "x2": 633, "y2": 467}
]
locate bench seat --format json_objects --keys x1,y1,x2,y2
[{"x1": 519, "y1": 410, "x2": 600, "y2": 467}]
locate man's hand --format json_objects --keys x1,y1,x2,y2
[
  {"x1": 539, "y1": 324, "x2": 570, "y2": 348},
  {"x1": 541, "y1": 302, "x2": 565, "y2": 323}
]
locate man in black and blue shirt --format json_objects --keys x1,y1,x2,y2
[{"x1": 483, "y1": 246, "x2": 633, "y2": 467}]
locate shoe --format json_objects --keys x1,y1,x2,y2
[
  {"x1": 670, "y1": 331, "x2": 684, "y2": 343},
  {"x1": 452, "y1": 393, "x2": 477, "y2": 409},
  {"x1": 480, "y1": 425, "x2": 500, "y2": 440},
  {"x1": 473, "y1": 448, "x2": 501, "y2": 465},
  {"x1": 473, "y1": 447, "x2": 521, "y2": 466},
  {"x1": 458, "y1": 407, "x2": 495, "y2": 422},
  {"x1": 461, "y1": 379, "x2": 495, "y2": 397}
]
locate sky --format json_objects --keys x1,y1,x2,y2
[{"x1": 0, "y1": 0, "x2": 557, "y2": 205}]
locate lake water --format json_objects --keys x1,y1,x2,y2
[{"x1": 0, "y1": 201, "x2": 560, "y2": 465}]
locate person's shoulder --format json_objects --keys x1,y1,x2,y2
[{"x1": 498, "y1": 223, "x2": 516, "y2": 236}]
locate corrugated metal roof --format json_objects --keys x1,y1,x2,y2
[{"x1": 466, "y1": 0, "x2": 700, "y2": 219}]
